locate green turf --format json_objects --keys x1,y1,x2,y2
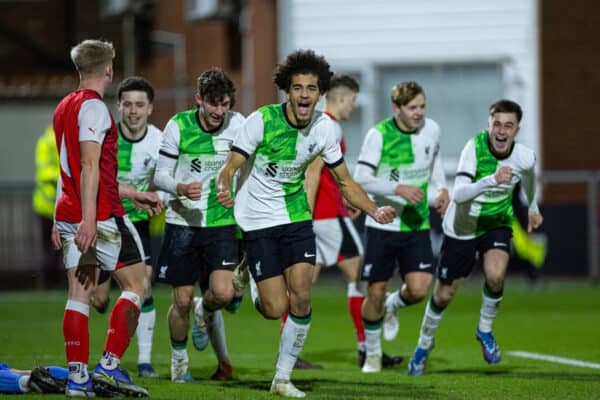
[{"x1": 1, "y1": 278, "x2": 599, "y2": 399}]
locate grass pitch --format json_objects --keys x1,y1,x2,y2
[{"x1": 1, "y1": 277, "x2": 599, "y2": 399}]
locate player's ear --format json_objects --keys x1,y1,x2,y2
[
  {"x1": 148, "y1": 102, "x2": 154, "y2": 116},
  {"x1": 194, "y1": 92, "x2": 203, "y2": 107}
]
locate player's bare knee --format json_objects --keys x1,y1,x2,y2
[
  {"x1": 367, "y1": 282, "x2": 386, "y2": 305},
  {"x1": 261, "y1": 300, "x2": 288, "y2": 319},
  {"x1": 433, "y1": 285, "x2": 454, "y2": 306},
  {"x1": 91, "y1": 296, "x2": 109, "y2": 311},
  {"x1": 405, "y1": 284, "x2": 428, "y2": 303},
  {"x1": 173, "y1": 299, "x2": 192, "y2": 316},
  {"x1": 211, "y1": 286, "x2": 235, "y2": 307},
  {"x1": 173, "y1": 292, "x2": 194, "y2": 314}
]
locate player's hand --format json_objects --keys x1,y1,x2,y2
[
  {"x1": 75, "y1": 264, "x2": 97, "y2": 290},
  {"x1": 178, "y1": 182, "x2": 202, "y2": 201},
  {"x1": 75, "y1": 220, "x2": 96, "y2": 253},
  {"x1": 51, "y1": 223, "x2": 62, "y2": 250},
  {"x1": 373, "y1": 206, "x2": 396, "y2": 224},
  {"x1": 527, "y1": 213, "x2": 543, "y2": 232},
  {"x1": 494, "y1": 166, "x2": 512, "y2": 185},
  {"x1": 434, "y1": 188, "x2": 450, "y2": 216},
  {"x1": 217, "y1": 184, "x2": 234, "y2": 208},
  {"x1": 133, "y1": 191, "x2": 163, "y2": 216},
  {"x1": 394, "y1": 185, "x2": 424, "y2": 205},
  {"x1": 344, "y1": 198, "x2": 361, "y2": 220}
]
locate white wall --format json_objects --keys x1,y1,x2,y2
[
  {"x1": 278, "y1": 0, "x2": 540, "y2": 170},
  {"x1": 0, "y1": 102, "x2": 57, "y2": 183}
]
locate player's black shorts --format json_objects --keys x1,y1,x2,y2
[
  {"x1": 437, "y1": 227, "x2": 512, "y2": 284},
  {"x1": 98, "y1": 219, "x2": 151, "y2": 285},
  {"x1": 243, "y1": 220, "x2": 316, "y2": 282},
  {"x1": 134, "y1": 220, "x2": 152, "y2": 262},
  {"x1": 361, "y1": 228, "x2": 434, "y2": 282},
  {"x1": 156, "y1": 223, "x2": 240, "y2": 287}
]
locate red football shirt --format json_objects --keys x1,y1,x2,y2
[
  {"x1": 53, "y1": 89, "x2": 125, "y2": 223},
  {"x1": 313, "y1": 112, "x2": 348, "y2": 220}
]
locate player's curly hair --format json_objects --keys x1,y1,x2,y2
[
  {"x1": 489, "y1": 99, "x2": 523, "y2": 122},
  {"x1": 117, "y1": 76, "x2": 154, "y2": 102},
  {"x1": 273, "y1": 49, "x2": 333, "y2": 94},
  {"x1": 197, "y1": 67, "x2": 236, "y2": 108}
]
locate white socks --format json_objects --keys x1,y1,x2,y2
[
  {"x1": 136, "y1": 301, "x2": 156, "y2": 365},
  {"x1": 274, "y1": 313, "x2": 311, "y2": 381},
  {"x1": 417, "y1": 300, "x2": 443, "y2": 350},
  {"x1": 207, "y1": 310, "x2": 230, "y2": 364},
  {"x1": 479, "y1": 292, "x2": 503, "y2": 333}
]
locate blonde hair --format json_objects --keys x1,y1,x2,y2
[
  {"x1": 390, "y1": 81, "x2": 424, "y2": 106},
  {"x1": 70, "y1": 39, "x2": 115, "y2": 76}
]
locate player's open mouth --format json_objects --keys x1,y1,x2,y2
[
  {"x1": 297, "y1": 102, "x2": 311, "y2": 118},
  {"x1": 493, "y1": 135, "x2": 509, "y2": 151}
]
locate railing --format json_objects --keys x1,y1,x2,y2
[
  {"x1": 0, "y1": 183, "x2": 41, "y2": 274},
  {"x1": 0, "y1": 171, "x2": 599, "y2": 280}
]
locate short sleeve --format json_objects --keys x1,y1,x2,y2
[
  {"x1": 78, "y1": 99, "x2": 112, "y2": 143},
  {"x1": 357, "y1": 128, "x2": 383, "y2": 169},
  {"x1": 318, "y1": 119, "x2": 343, "y2": 166},
  {"x1": 160, "y1": 119, "x2": 181, "y2": 158},
  {"x1": 455, "y1": 139, "x2": 477, "y2": 180},
  {"x1": 231, "y1": 111, "x2": 264, "y2": 158}
]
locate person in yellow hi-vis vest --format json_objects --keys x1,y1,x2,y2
[{"x1": 32, "y1": 125, "x2": 62, "y2": 288}]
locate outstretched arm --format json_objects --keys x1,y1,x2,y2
[
  {"x1": 330, "y1": 161, "x2": 395, "y2": 224},
  {"x1": 118, "y1": 183, "x2": 163, "y2": 216}
]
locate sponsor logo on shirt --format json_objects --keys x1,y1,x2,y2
[
  {"x1": 191, "y1": 158, "x2": 202, "y2": 173},
  {"x1": 265, "y1": 162, "x2": 278, "y2": 177}
]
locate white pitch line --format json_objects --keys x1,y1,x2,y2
[{"x1": 507, "y1": 351, "x2": 600, "y2": 369}]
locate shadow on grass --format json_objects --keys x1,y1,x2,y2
[
  {"x1": 299, "y1": 348, "x2": 407, "y2": 370},
  {"x1": 432, "y1": 367, "x2": 600, "y2": 381},
  {"x1": 225, "y1": 377, "x2": 438, "y2": 399}
]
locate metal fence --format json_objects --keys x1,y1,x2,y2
[
  {"x1": 0, "y1": 171, "x2": 598, "y2": 281},
  {"x1": 0, "y1": 183, "x2": 41, "y2": 274}
]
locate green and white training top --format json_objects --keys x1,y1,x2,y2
[
  {"x1": 117, "y1": 123, "x2": 162, "y2": 223},
  {"x1": 443, "y1": 130, "x2": 538, "y2": 240},
  {"x1": 155, "y1": 109, "x2": 245, "y2": 228},
  {"x1": 354, "y1": 117, "x2": 446, "y2": 232},
  {"x1": 232, "y1": 103, "x2": 343, "y2": 232}
]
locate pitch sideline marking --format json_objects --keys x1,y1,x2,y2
[{"x1": 507, "y1": 351, "x2": 600, "y2": 369}]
